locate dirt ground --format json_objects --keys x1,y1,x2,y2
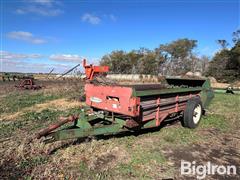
[
  {"x1": 0, "y1": 79, "x2": 239, "y2": 179},
  {"x1": 163, "y1": 128, "x2": 240, "y2": 179}
]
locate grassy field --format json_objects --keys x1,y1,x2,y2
[{"x1": 0, "y1": 82, "x2": 239, "y2": 179}]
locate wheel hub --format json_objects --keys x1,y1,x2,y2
[{"x1": 193, "y1": 104, "x2": 201, "y2": 124}]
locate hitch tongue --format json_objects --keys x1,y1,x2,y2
[{"x1": 36, "y1": 115, "x2": 78, "y2": 139}]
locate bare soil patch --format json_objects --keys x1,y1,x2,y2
[{"x1": 163, "y1": 128, "x2": 240, "y2": 179}]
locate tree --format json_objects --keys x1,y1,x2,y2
[
  {"x1": 228, "y1": 41, "x2": 240, "y2": 70},
  {"x1": 127, "y1": 50, "x2": 142, "y2": 74},
  {"x1": 100, "y1": 38, "x2": 201, "y2": 76},
  {"x1": 217, "y1": 40, "x2": 229, "y2": 49},
  {"x1": 207, "y1": 40, "x2": 240, "y2": 82},
  {"x1": 100, "y1": 31, "x2": 240, "y2": 81},
  {"x1": 100, "y1": 51, "x2": 132, "y2": 74},
  {"x1": 155, "y1": 39, "x2": 198, "y2": 75},
  {"x1": 199, "y1": 56, "x2": 210, "y2": 75},
  {"x1": 100, "y1": 48, "x2": 165, "y2": 75},
  {"x1": 136, "y1": 49, "x2": 159, "y2": 75},
  {"x1": 232, "y1": 30, "x2": 240, "y2": 44},
  {"x1": 206, "y1": 50, "x2": 230, "y2": 81}
]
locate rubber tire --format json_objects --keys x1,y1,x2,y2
[{"x1": 183, "y1": 97, "x2": 203, "y2": 129}]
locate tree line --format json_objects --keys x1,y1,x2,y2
[{"x1": 100, "y1": 30, "x2": 240, "y2": 82}]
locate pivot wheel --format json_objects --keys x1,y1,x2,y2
[{"x1": 183, "y1": 97, "x2": 203, "y2": 128}]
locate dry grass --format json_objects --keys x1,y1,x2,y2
[
  {"x1": 0, "y1": 98, "x2": 83, "y2": 121},
  {"x1": 0, "y1": 81, "x2": 239, "y2": 179}
]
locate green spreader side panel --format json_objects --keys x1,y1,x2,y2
[
  {"x1": 133, "y1": 87, "x2": 203, "y2": 97},
  {"x1": 200, "y1": 79, "x2": 214, "y2": 108},
  {"x1": 130, "y1": 77, "x2": 214, "y2": 109}
]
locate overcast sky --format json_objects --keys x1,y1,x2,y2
[{"x1": 0, "y1": 0, "x2": 239, "y2": 73}]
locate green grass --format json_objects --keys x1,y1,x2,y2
[
  {"x1": 207, "y1": 93, "x2": 240, "y2": 129},
  {"x1": 200, "y1": 114, "x2": 230, "y2": 132},
  {"x1": 76, "y1": 163, "x2": 114, "y2": 180},
  {"x1": 112, "y1": 94, "x2": 240, "y2": 178},
  {"x1": 0, "y1": 92, "x2": 239, "y2": 179},
  {"x1": 0, "y1": 92, "x2": 62, "y2": 114},
  {"x1": 0, "y1": 109, "x2": 60, "y2": 137},
  {"x1": 208, "y1": 93, "x2": 240, "y2": 114},
  {"x1": 19, "y1": 156, "x2": 48, "y2": 170},
  {"x1": 0, "y1": 107, "x2": 81, "y2": 138},
  {"x1": 162, "y1": 127, "x2": 200, "y2": 144},
  {"x1": 114, "y1": 140, "x2": 168, "y2": 179}
]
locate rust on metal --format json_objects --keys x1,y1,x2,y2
[
  {"x1": 15, "y1": 78, "x2": 43, "y2": 90},
  {"x1": 36, "y1": 115, "x2": 79, "y2": 139}
]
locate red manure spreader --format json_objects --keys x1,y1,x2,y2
[{"x1": 37, "y1": 63, "x2": 214, "y2": 142}]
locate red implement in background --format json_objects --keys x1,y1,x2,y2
[
  {"x1": 15, "y1": 78, "x2": 42, "y2": 90},
  {"x1": 83, "y1": 59, "x2": 109, "y2": 80}
]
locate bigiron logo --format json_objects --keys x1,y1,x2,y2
[{"x1": 180, "y1": 160, "x2": 238, "y2": 179}]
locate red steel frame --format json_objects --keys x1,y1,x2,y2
[{"x1": 83, "y1": 59, "x2": 109, "y2": 80}]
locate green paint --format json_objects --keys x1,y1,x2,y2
[
  {"x1": 45, "y1": 118, "x2": 126, "y2": 142},
  {"x1": 133, "y1": 87, "x2": 203, "y2": 97},
  {"x1": 143, "y1": 120, "x2": 156, "y2": 128},
  {"x1": 200, "y1": 79, "x2": 214, "y2": 108},
  {"x1": 75, "y1": 111, "x2": 92, "y2": 129}
]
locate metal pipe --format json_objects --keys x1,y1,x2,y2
[
  {"x1": 36, "y1": 115, "x2": 78, "y2": 139},
  {"x1": 57, "y1": 64, "x2": 80, "y2": 79}
]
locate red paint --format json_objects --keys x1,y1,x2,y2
[
  {"x1": 143, "y1": 104, "x2": 186, "y2": 123},
  {"x1": 156, "y1": 97, "x2": 160, "y2": 126},
  {"x1": 85, "y1": 83, "x2": 199, "y2": 128},
  {"x1": 175, "y1": 95, "x2": 179, "y2": 112},
  {"x1": 85, "y1": 83, "x2": 140, "y2": 117},
  {"x1": 83, "y1": 59, "x2": 109, "y2": 80}
]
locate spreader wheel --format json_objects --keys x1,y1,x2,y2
[{"x1": 183, "y1": 97, "x2": 203, "y2": 128}]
